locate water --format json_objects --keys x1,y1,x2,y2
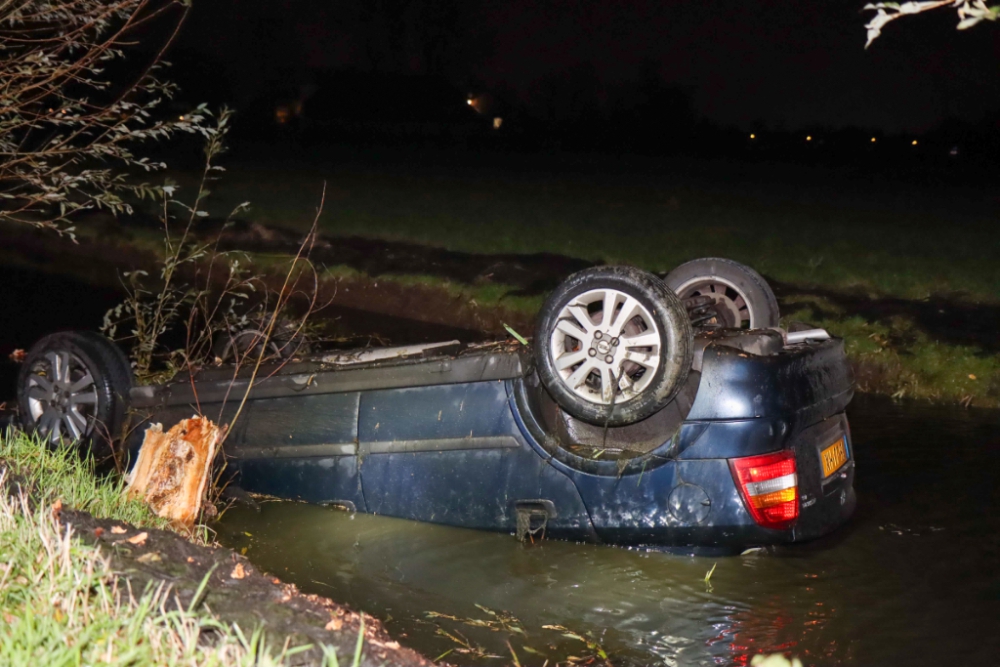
[{"x1": 215, "y1": 395, "x2": 1000, "y2": 666}]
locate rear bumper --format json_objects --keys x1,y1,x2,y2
[
  {"x1": 791, "y1": 412, "x2": 856, "y2": 541},
  {"x1": 630, "y1": 412, "x2": 856, "y2": 551}
]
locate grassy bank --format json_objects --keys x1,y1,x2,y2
[
  {"x1": 0, "y1": 432, "x2": 356, "y2": 666},
  {"x1": 184, "y1": 153, "x2": 1000, "y2": 303}
]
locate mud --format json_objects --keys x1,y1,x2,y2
[
  {"x1": 0, "y1": 465, "x2": 435, "y2": 667},
  {"x1": 211, "y1": 219, "x2": 595, "y2": 297}
]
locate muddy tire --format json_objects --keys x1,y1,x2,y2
[
  {"x1": 17, "y1": 332, "x2": 133, "y2": 459},
  {"x1": 664, "y1": 257, "x2": 780, "y2": 330},
  {"x1": 534, "y1": 266, "x2": 693, "y2": 426}
]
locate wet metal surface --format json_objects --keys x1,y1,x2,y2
[{"x1": 217, "y1": 394, "x2": 1000, "y2": 666}]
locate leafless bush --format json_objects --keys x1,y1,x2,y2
[
  {"x1": 101, "y1": 107, "x2": 326, "y2": 391},
  {"x1": 0, "y1": 0, "x2": 207, "y2": 235}
]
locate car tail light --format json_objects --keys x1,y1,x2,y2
[{"x1": 729, "y1": 449, "x2": 799, "y2": 530}]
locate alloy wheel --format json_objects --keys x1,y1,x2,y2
[
  {"x1": 25, "y1": 350, "x2": 99, "y2": 443},
  {"x1": 548, "y1": 287, "x2": 662, "y2": 405}
]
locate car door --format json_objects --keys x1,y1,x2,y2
[
  {"x1": 358, "y1": 380, "x2": 518, "y2": 529},
  {"x1": 234, "y1": 392, "x2": 366, "y2": 512},
  {"x1": 358, "y1": 379, "x2": 596, "y2": 539}
]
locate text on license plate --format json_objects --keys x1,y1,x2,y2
[{"x1": 821, "y1": 437, "x2": 848, "y2": 478}]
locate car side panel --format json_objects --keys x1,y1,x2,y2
[
  {"x1": 358, "y1": 382, "x2": 594, "y2": 537},
  {"x1": 569, "y1": 459, "x2": 783, "y2": 547},
  {"x1": 229, "y1": 393, "x2": 367, "y2": 511}
]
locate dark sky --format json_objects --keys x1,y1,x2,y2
[{"x1": 178, "y1": 0, "x2": 1000, "y2": 132}]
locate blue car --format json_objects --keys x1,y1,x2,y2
[{"x1": 17, "y1": 260, "x2": 855, "y2": 551}]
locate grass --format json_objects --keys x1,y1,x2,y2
[
  {"x1": 0, "y1": 430, "x2": 356, "y2": 667},
  {"x1": 172, "y1": 153, "x2": 1000, "y2": 304},
  {"x1": 0, "y1": 430, "x2": 167, "y2": 529},
  {"x1": 782, "y1": 301, "x2": 1000, "y2": 406}
]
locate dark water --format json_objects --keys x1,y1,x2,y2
[{"x1": 215, "y1": 396, "x2": 1000, "y2": 666}]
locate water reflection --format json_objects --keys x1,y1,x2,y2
[{"x1": 217, "y1": 395, "x2": 1000, "y2": 666}]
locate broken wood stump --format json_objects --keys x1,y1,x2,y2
[{"x1": 126, "y1": 416, "x2": 223, "y2": 526}]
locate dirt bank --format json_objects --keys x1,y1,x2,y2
[{"x1": 0, "y1": 464, "x2": 435, "y2": 666}]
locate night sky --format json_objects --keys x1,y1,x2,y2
[{"x1": 177, "y1": 0, "x2": 1000, "y2": 133}]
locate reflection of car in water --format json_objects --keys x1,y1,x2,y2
[{"x1": 18, "y1": 258, "x2": 855, "y2": 552}]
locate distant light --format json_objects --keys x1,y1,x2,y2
[
  {"x1": 178, "y1": 115, "x2": 185, "y2": 121},
  {"x1": 870, "y1": 137, "x2": 876, "y2": 143},
  {"x1": 749, "y1": 133, "x2": 756, "y2": 139},
  {"x1": 911, "y1": 140, "x2": 918, "y2": 146},
  {"x1": 949, "y1": 146, "x2": 959, "y2": 157},
  {"x1": 493, "y1": 117, "x2": 503, "y2": 130},
  {"x1": 806, "y1": 135, "x2": 812, "y2": 142},
  {"x1": 467, "y1": 99, "x2": 473, "y2": 106}
]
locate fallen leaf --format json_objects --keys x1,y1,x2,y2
[
  {"x1": 230, "y1": 562, "x2": 247, "y2": 579},
  {"x1": 136, "y1": 552, "x2": 161, "y2": 564},
  {"x1": 272, "y1": 578, "x2": 281, "y2": 585},
  {"x1": 969, "y1": 374, "x2": 977, "y2": 380},
  {"x1": 186, "y1": 556, "x2": 195, "y2": 563},
  {"x1": 111, "y1": 526, "x2": 127, "y2": 534},
  {"x1": 325, "y1": 618, "x2": 343, "y2": 631},
  {"x1": 51, "y1": 499, "x2": 63, "y2": 517},
  {"x1": 126, "y1": 532, "x2": 148, "y2": 545},
  {"x1": 94, "y1": 527, "x2": 104, "y2": 538}
]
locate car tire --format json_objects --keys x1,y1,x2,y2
[
  {"x1": 664, "y1": 257, "x2": 780, "y2": 329},
  {"x1": 17, "y1": 332, "x2": 133, "y2": 459},
  {"x1": 75, "y1": 331, "x2": 133, "y2": 381},
  {"x1": 534, "y1": 266, "x2": 693, "y2": 426},
  {"x1": 213, "y1": 328, "x2": 307, "y2": 363}
]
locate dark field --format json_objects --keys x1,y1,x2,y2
[{"x1": 188, "y1": 146, "x2": 1000, "y2": 302}]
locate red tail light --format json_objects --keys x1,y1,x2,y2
[{"x1": 729, "y1": 449, "x2": 799, "y2": 530}]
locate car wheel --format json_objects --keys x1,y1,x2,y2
[
  {"x1": 534, "y1": 266, "x2": 693, "y2": 426},
  {"x1": 213, "y1": 328, "x2": 307, "y2": 364},
  {"x1": 664, "y1": 257, "x2": 780, "y2": 329},
  {"x1": 17, "y1": 332, "x2": 133, "y2": 458}
]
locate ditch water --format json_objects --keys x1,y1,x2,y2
[{"x1": 215, "y1": 395, "x2": 1000, "y2": 666}]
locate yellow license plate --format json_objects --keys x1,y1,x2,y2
[{"x1": 821, "y1": 437, "x2": 848, "y2": 478}]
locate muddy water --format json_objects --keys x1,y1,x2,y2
[{"x1": 215, "y1": 395, "x2": 1000, "y2": 666}]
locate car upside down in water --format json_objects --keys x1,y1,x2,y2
[{"x1": 18, "y1": 258, "x2": 855, "y2": 553}]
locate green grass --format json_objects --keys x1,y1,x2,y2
[
  {"x1": 0, "y1": 431, "x2": 354, "y2": 666},
  {"x1": 170, "y1": 156, "x2": 1000, "y2": 305},
  {"x1": 0, "y1": 430, "x2": 167, "y2": 529},
  {"x1": 783, "y1": 302, "x2": 1000, "y2": 406}
]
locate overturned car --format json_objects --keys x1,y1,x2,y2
[{"x1": 17, "y1": 258, "x2": 855, "y2": 551}]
